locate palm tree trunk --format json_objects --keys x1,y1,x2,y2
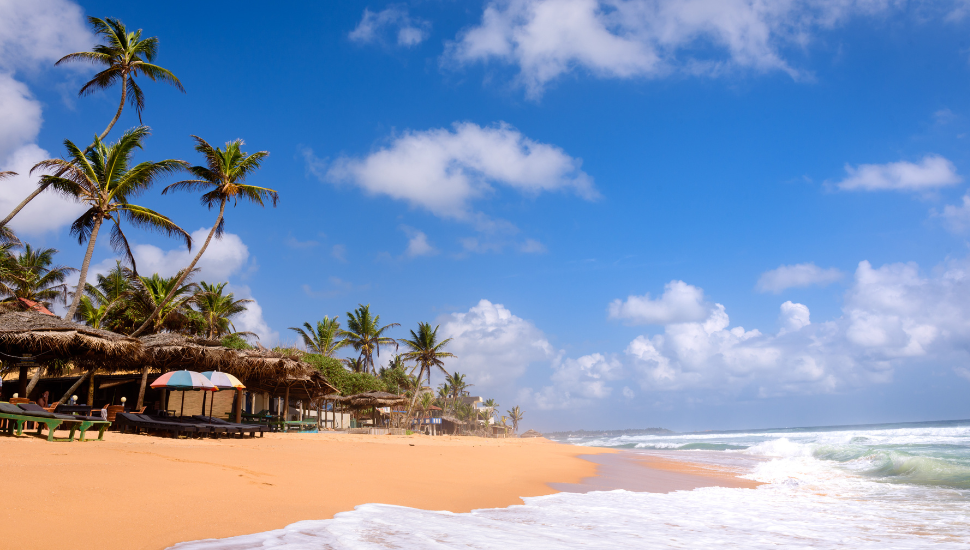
[
  {"x1": 100, "y1": 76, "x2": 128, "y2": 141},
  {"x1": 56, "y1": 366, "x2": 95, "y2": 405},
  {"x1": 64, "y1": 217, "x2": 103, "y2": 320},
  {"x1": 135, "y1": 364, "x2": 151, "y2": 410},
  {"x1": 130, "y1": 198, "x2": 226, "y2": 337},
  {"x1": 24, "y1": 364, "x2": 44, "y2": 396}
]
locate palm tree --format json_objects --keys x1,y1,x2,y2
[
  {"x1": 31, "y1": 126, "x2": 190, "y2": 321},
  {"x1": 289, "y1": 316, "x2": 347, "y2": 356},
  {"x1": 130, "y1": 136, "x2": 277, "y2": 337},
  {"x1": 57, "y1": 17, "x2": 184, "y2": 139},
  {"x1": 126, "y1": 270, "x2": 199, "y2": 335},
  {"x1": 344, "y1": 357, "x2": 367, "y2": 374},
  {"x1": 483, "y1": 398, "x2": 499, "y2": 423},
  {"x1": 400, "y1": 322, "x2": 455, "y2": 387},
  {"x1": 75, "y1": 262, "x2": 131, "y2": 329},
  {"x1": 0, "y1": 18, "x2": 184, "y2": 232},
  {"x1": 0, "y1": 173, "x2": 19, "y2": 245},
  {"x1": 507, "y1": 405, "x2": 524, "y2": 434},
  {"x1": 193, "y1": 281, "x2": 252, "y2": 339},
  {"x1": 445, "y1": 371, "x2": 470, "y2": 400},
  {"x1": 341, "y1": 304, "x2": 399, "y2": 374},
  {"x1": 0, "y1": 243, "x2": 76, "y2": 308}
]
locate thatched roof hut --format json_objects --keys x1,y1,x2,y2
[
  {"x1": 139, "y1": 333, "x2": 240, "y2": 373},
  {"x1": 0, "y1": 311, "x2": 141, "y2": 364},
  {"x1": 341, "y1": 391, "x2": 408, "y2": 407}
]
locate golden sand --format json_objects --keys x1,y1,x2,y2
[{"x1": 0, "y1": 432, "x2": 753, "y2": 549}]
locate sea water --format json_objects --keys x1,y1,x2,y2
[{"x1": 171, "y1": 420, "x2": 970, "y2": 549}]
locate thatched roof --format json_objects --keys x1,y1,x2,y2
[
  {"x1": 519, "y1": 429, "x2": 543, "y2": 438},
  {"x1": 0, "y1": 311, "x2": 141, "y2": 365},
  {"x1": 339, "y1": 391, "x2": 408, "y2": 407},
  {"x1": 139, "y1": 333, "x2": 240, "y2": 373}
]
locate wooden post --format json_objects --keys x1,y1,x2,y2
[
  {"x1": 284, "y1": 385, "x2": 290, "y2": 421},
  {"x1": 17, "y1": 364, "x2": 27, "y2": 398},
  {"x1": 234, "y1": 390, "x2": 242, "y2": 423}
]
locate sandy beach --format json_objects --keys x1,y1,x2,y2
[{"x1": 0, "y1": 432, "x2": 756, "y2": 549}]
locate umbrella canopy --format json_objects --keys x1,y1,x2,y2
[
  {"x1": 201, "y1": 371, "x2": 245, "y2": 390},
  {"x1": 151, "y1": 370, "x2": 217, "y2": 391}
]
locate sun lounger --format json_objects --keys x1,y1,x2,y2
[
  {"x1": 116, "y1": 413, "x2": 204, "y2": 437},
  {"x1": 18, "y1": 403, "x2": 111, "y2": 442},
  {"x1": 192, "y1": 415, "x2": 267, "y2": 437},
  {"x1": 0, "y1": 402, "x2": 81, "y2": 442}
]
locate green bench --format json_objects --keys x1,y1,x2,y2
[{"x1": 0, "y1": 403, "x2": 110, "y2": 442}]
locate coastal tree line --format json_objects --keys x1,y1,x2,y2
[{"x1": 0, "y1": 16, "x2": 525, "y2": 434}]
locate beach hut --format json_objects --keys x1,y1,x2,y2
[
  {"x1": 138, "y1": 333, "x2": 241, "y2": 412},
  {"x1": 340, "y1": 391, "x2": 408, "y2": 430},
  {"x1": 0, "y1": 311, "x2": 142, "y2": 402}
]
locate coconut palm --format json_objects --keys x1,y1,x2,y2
[
  {"x1": 400, "y1": 322, "x2": 455, "y2": 387},
  {"x1": 445, "y1": 371, "x2": 470, "y2": 400},
  {"x1": 193, "y1": 281, "x2": 253, "y2": 339},
  {"x1": 341, "y1": 304, "x2": 399, "y2": 374},
  {"x1": 75, "y1": 262, "x2": 131, "y2": 329},
  {"x1": 289, "y1": 316, "x2": 347, "y2": 356},
  {"x1": 344, "y1": 357, "x2": 367, "y2": 373},
  {"x1": 126, "y1": 270, "x2": 199, "y2": 335},
  {"x1": 0, "y1": 173, "x2": 19, "y2": 245},
  {"x1": 507, "y1": 405, "x2": 524, "y2": 434},
  {"x1": 30, "y1": 126, "x2": 190, "y2": 321},
  {"x1": 130, "y1": 136, "x2": 277, "y2": 337},
  {"x1": 0, "y1": 19, "x2": 184, "y2": 232},
  {"x1": 483, "y1": 398, "x2": 499, "y2": 422},
  {"x1": 57, "y1": 17, "x2": 184, "y2": 139},
  {"x1": 0, "y1": 243, "x2": 76, "y2": 308}
]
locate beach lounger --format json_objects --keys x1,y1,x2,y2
[
  {"x1": 0, "y1": 402, "x2": 80, "y2": 442},
  {"x1": 18, "y1": 403, "x2": 111, "y2": 442},
  {"x1": 116, "y1": 413, "x2": 204, "y2": 437},
  {"x1": 192, "y1": 415, "x2": 267, "y2": 437}
]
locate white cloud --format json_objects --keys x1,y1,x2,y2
[
  {"x1": 608, "y1": 280, "x2": 710, "y2": 325},
  {"x1": 939, "y1": 194, "x2": 970, "y2": 233},
  {"x1": 1, "y1": 144, "x2": 86, "y2": 235},
  {"x1": 756, "y1": 262, "x2": 844, "y2": 293},
  {"x1": 0, "y1": 1, "x2": 93, "y2": 234},
  {"x1": 226, "y1": 284, "x2": 278, "y2": 344},
  {"x1": 780, "y1": 300, "x2": 811, "y2": 332},
  {"x1": 437, "y1": 299, "x2": 555, "y2": 389},
  {"x1": 522, "y1": 352, "x2": 625, "y2": 410},
  {"x1": 624, "y1": 256, "x2": 970, "y2": 396},
  {"x1": 320, "y1": 121, "x2": 596, "y2": 220},
  {"x1": 116, "y1": 228, "x2": 251, "y2": 282},
  {"x1": 836, "y1": 155, "x2": 962, "y2": 191},
  {"x1": 349, "y1": 5, "x2": 431, "y2": 47},
  {"x1": 519, "y1": 238, "x2": 547, "y2": 253},
  {"x1": 401, "y1": 225, "x2": 437, "y2": 257},
  {"x1": 446, "y1": 0, "x2": 899, "y2": 98},
  {"x1": 331, "y1": 244, "x2": 347, "y2": 262}
]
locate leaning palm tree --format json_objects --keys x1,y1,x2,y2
[
  {"x1": 289, "y1": 316, "x2": 347, "y2": 356},
  {"x1": 0, "y1": 172, "x2": 20, "y2": 244},
  {"x1": 57, "y1": 17, "x2": 184, "y2": 139},
  {"x1": 0, "y1": 18, "x2": 183, "y2": 231},
  {"x1": 130, "y1": 136, "x2": 277, "y2": 337},
  {"x1": 341, "y1": 304, "x2": 399, "y2": 374},
  {"x1": 507, "y1": 405, "x2": 524, "y2": 434},
  {"x1": 193, "y1": 281, "x2": 253, "y2": 339},
  {"x1": 400, "y1": 322, "x2": 455, "y2": 387},
  {"x1": 30, "y1": 126, "x2": 190, "y2": 321}
]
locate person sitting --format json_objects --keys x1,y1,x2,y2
[{"x1": 36, "y1": 390, "x2": 49, "y2": 409}]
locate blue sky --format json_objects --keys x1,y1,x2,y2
[{"x1": 4, "y1": 0, "x2": 970, "y2": 431}]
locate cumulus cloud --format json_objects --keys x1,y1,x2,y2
[
  {"x1": 756, "y1": 262, "x2": 843, "y2": 293},
  {"x1": 625, "y1": 256, "x2": 970, "y2": 396},
  {"x1": 437, "y1": 299, "x2": 555, "y2": 389},
  {"x1": 0, "y1": 0, "x2": 93, "y2": 234},
  {"x1": 0, "y1": 144, "x2": 86, "y2": 236},
  {"x1": 319, "y1": 121, "x2": 596, "y2": 220},
  {"x1": 226, "y1": 284, "x2": 279, "y2": 344},
  {"x1": 445, "y1": 0, "x2": 900, "y2": 97},
  {"x1": 401, "y1": 225, "x2": 437, "y2": 257},
  {"x1": 608, "y1": 280, "x2": 710, "y2": 325},
  {"x1": 349, "y1": 5, "x2": 431, "y2": 47},
  {"x1": 939, "y1": 194, "x2": 970, "y2": 233},
  {"x1": 522, "y1": 352, "x2": 625, "y2": 410},
  {"x1": 836, "y1": 155, "x2": 962, "y2": 191}
]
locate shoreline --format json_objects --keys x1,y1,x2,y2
[{"x1": 2, "y1": 433, "x2": 758, "y2": 549}]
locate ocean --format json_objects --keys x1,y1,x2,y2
[{"x1": 170, "y1": 420, "x2": 970, "y2": 549}]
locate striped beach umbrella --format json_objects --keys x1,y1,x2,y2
[
  {"x1": 200, "y1": 371, "x2": 246, "y2": 419},
  {"x1": 151, "y1": 370, "x2": 217, "y2": 417}
]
